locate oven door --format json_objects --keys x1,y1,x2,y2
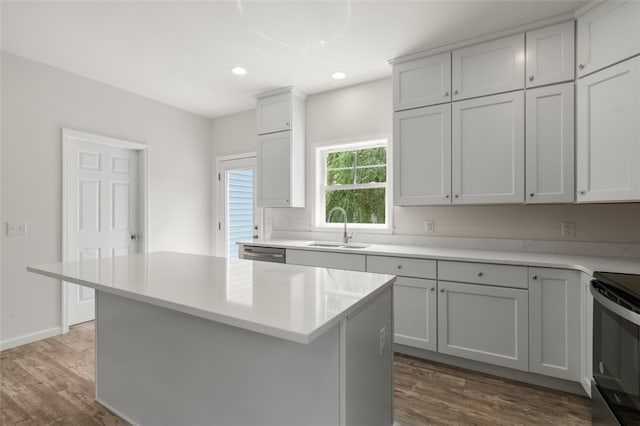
[{"x1": 592, "y1": 285, "x2": 640, "y2": 425}]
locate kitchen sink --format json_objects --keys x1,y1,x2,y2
[{"x1": 307, "y1": 242, "x2": 370, "y2": 249}]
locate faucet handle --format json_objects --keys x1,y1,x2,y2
[{"x1": 346, "y1": 232, "x2": 354, "y2": 243}]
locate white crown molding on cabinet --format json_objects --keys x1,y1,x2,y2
[{"x1": 389, "y1": 12, "x2": 575, "y2": 65}]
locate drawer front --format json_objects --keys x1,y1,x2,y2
[
  {"x1": 286, "y1": 249, "x2": 365, "y2": 271},
  {"x1": 438, "y1": 261, "x2": 528, "y2": 289},
  {"x1": 367, "y1": 255, "x2": 436, "y2": 279}
]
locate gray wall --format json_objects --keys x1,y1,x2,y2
[
  {"x1": 210, "y1": 77, "x2": 640, "y2": 251},
  {"x1": 1, "y1": 53, "x2": 212, "y2": 344}
]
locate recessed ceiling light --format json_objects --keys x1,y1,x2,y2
[
  {"x1": 231, "y1": 66, "x2": 248, "y2": 76},
  {"x1": 331, "y1": 71, "x2": 346, "y2": 80}
]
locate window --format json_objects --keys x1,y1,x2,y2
[{"x1": 316, "y1": 139, "x2": 390, "y2": 229}]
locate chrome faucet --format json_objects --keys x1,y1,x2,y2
[{"x1": 327, "y1": 206, "x2": 353, "y2": 244}]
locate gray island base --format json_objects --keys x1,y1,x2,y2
[{"x1": 28, "y1": 252, "x2": 395, "y2": 426}]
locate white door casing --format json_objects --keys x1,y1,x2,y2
[{"x1": 62, "y1": 129, "x2": 147, "y2": 330}]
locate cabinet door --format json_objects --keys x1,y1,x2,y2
[
  {"x1": 393, "y1": 52, "x2": 451, "y2": 111},
  {"x1": 257, "y1": 132, "x2": 291, "y2": 207},
  {"x1": 452, "y1": 91, "x2": 524, "y2": 204},
  {"x1": 576, "y1": 56, "x2": 640, "y2": 202},
  {"x1": 286, "y1": 249, "x2": 366, "y2": 271},
  {"x1": 529, "y1": 268, "x2": 581, "y2": 381},
  {"x1": 393, "y1": 278, "x2": 437, "y2": 351},
  {"x1": 525, "y1": 83, "x2": 575, "y2": 203},
  {"x1": 576, "y1": 0, "x2": 640, "y2": 77},
  {"x1": 256, "y1": 92, "x2": 292, "y2": 135},
  {"x1": 580, "y1": 273, "x2": 593, "y2": 396},
  {"x1": 526, "y1": 21, "x2": 575, "y2": 88},
  {"x1": 393, "y1": 104, "x2": 451, "y2": 205},
  {"x1": 437, "y1": 281, "x2": 529, "y2": 371},
  {"x1": 452, "y1": 34, "x2": 525, "y2": 101}
]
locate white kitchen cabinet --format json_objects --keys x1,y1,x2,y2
[
  {"x1": 576, "y1": 0, "x2": 640, "y2": 78},
  {"x1": 576, "y1": 56, "x2": 640, "y2": 203},
  {"x1": 256, "y1": 88, "x2": 305, "y2": 135},
  {"x1": 529, "y1": 268, "x2": 581, "y2": 381},
  {"x1": 525, "y1": 82, "x2": 575, "y2": 204},
  {"x1": 580, "y1": 273, "x2": 594, "y2": 396},
  {"x1": 257, "y1": 131, "x2": 304, "y2": 207},
  {"x1": 286, "y1": 249, "x2": 365, "y2": 271},
  {"x1": 526, "y1": 21, "x2": 575, "y2": 88},
  {"x1": 393, "y1": 104, "x2": 451, "y2": 205},
  {"x1": 437, "y1": 280, "x2": 529, "y2": 371},
  {"x1": 366, "y1": 255, "x2": 437, "y2": 351},
  {"x1": 393, "y1": 277, "x2": 437, "y2": 351},
  {"x1": 392, "y1": 52, "x2": 451, "y2": 111},
  {"x1": 452, "y1": 34, "x2": 525, "y2": 101},
  {"x1": 452, "y1": 91, "x2": 524, "y2": 204},
  {"x1": 256, "y1": 87, "x2": 306, "y2": 208}
]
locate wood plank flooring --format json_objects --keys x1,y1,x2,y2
[{"x1": 1, "y1": 322, "x2": 591, "y2": 425}]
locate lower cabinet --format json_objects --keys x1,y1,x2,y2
[
  {"x1": 286, "y1": 249, "x2": 366, "y2": 271},
  {"x1": 393, "y1": 278, "x2": 437, "y2": 351},
  {"x1": 528, "y1": 268, "x2": 581, "y2": 381},
  {"x1": 437, "y1": 281, "x2": 529, "y2": 371}
]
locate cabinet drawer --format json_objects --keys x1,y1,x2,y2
[
  {"x1": 438, "y1": 261, "x2": 528, "y2": 289},
  {"x1": 367, "y1": 256, "x2": 436, "y2": 279},
  {"x1": 286, "y1": 249, "x2": 365, "y2": 271}
]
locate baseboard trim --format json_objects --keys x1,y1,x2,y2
[
  {"x1": 95, "y1": 396, "x2": 139, "y2": 426},
  {"x1": 0, "y1": 327, "x2": 61, "y2": 351},
  {"x1": 395, "y1": 344, "x2": 587, "y2": 397}
]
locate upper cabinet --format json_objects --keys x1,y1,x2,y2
[
  {"x1": 576, "y1": 56, "x2": 640, "y2": 203},
  {"x1": 255, "y1": 87, "x2": 306, "y2": 208},
  {"x1": 576, "y1": 0, "x2": 640, "y2": 78},
  {"x1": 526, "y1": 21, "x2": 575, "y2": 88},
  {"x1": 525, "y1": 82, "x2": 575, "y2": 203},
  {"x1": 393, "y1": 104, "x2": 451, "y2": 205},
  {"x1": 452, "y1": 34, "x2": 525, "y2": 101},
  {"x1": 393, "y1": 52, "x2": 451, "y2": 111},
  {"x1": 451, "y1": 91, "x2": 525, "y2": 204}
]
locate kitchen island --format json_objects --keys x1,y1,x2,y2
[{"x1": 28, "y1": 252, "x2": 395, "y2": 426}]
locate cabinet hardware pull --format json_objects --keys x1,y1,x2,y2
[
  {"x1": 430, "y1": 287, "x2": 435, "y2": 292},
  {"x1": 477, "y1": 272, "x2": 483, "y2": 277},
  {"x1": 529, "y1": 75, "x2": 534, "y2": 82},
  {"x1": 453, "y1": 90, "x2": 458, "y2": 95},
  {"x1": 397, "y1": 265, "x2": 402, "y2": 269},
  {"x1": 454, "y1": 194, "x2": 459, "y2": 198},
  {"x1": 578, "y1": 64, "x2": 585, "y2": 70},
  {"x1": 286, "y1": 122, "x2": 290, "y2": 127},
  {"x1": 529, "y1": 193, "x2": 534, "y2": 197},
  {"x1": 440, "y1": 289, "x2": 445, "y2": 293},
  {"x1": 532, "y1": 275, "x2": 538, "y2": 280},
  {"x1": 578, "y1": 190, "x2": 585, "y2": 195},
  {"x1": 445, "y1": 194, "x2": 450, "y2": 198},
  {"x1": 444, "y1": 92, "x2": 449, "y2": 97}
]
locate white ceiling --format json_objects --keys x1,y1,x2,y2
[{"x1": 1, "y1": 1, "x2": 588, "y2": 119}]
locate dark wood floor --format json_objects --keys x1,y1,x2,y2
[{"x1": 1, "y1": 322, "x2": 591, "y2": 425}]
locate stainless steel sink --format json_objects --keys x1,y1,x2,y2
[{"x1": 307, "y1": 242, "x2": 369, "y2": 249}]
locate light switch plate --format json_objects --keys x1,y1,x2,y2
[{"x1": 7, "y1": 221, "x2": 27, "y2": 237}]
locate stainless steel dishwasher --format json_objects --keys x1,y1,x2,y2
[{"x1": 240, "y1": 245, "x2": 286, "y2": 263}]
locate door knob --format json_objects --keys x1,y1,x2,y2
[
  {"x1": 130, "y1": 234, "x2": 142, "y2": 240},
  {"x1": 532, "y1": 275, "x2": 538, "y2": 280},
  {"x1": 578, "y1": 64, "x2": 585, "y2": 70},
  {"x1": 444, "y1": 92, "x2": 449, "y2": 97},
  {"x1": 529, "y1": 75, "x2": 534, "y2": 82},
  {"x1": 440, "y1": 289, "x2": 445, "y2": 293},
  {"x1": 453, "y1": 90, "x2": 459, "y2": 95}
]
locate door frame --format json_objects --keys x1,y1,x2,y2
[
  {"x1": 61, "y1": 128, "x2": 149, "y2": 333},
  {"x1": 215, "y1": 152, "x2": 260, "y2": 257}
]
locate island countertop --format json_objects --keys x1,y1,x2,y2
[{"x1": 27, "y1": 251, "x2": 395, "y2": 344}]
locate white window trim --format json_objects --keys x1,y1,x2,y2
[{"x1": 314, "y1": 138, "x2": 392, "y2": 231}]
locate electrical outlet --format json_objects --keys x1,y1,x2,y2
[
  {"x1": 562, "y1": 221, "x2": 576, "y2": 239},
  {"x1": 379, "y1": 327, "x2": 387, "y2": 357},
  {"x1": 424, "y1": 220, "x2": 435, "y2": 234},
  {"x1": 7, "y1": 221, "x2": 27, "y2": 237}
]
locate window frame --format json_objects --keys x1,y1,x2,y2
[{"x1": 315, "y1": 138, "x2": 392, "y2": 231}]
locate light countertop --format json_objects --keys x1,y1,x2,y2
[
  {"x1": 240, "y1": 240, "x2": 640, "y2": 275},
  {"x1": 27, "y1": 252, "x2": 395, "y2": 344}
]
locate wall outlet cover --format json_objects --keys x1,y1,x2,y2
[
  {"x1": 424, "y1": 220, "x2": 435, "y2": 234},
  {"x1": 7, "y1": 221, "x2": 27, "y2": 237},
  {"x1": 561, "y1": 221, "x2": 576, "y2": 239}
]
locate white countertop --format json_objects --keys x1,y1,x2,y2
[
  {"x1": 241, "y1": 239, "x2": 640, "y2": 275},
  {"x1": 27, "y1": 252, "x2": 395, "y2": 344}
]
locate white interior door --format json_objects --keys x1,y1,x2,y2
[
  {"x1": 64, "y1": 130, "x2": 143, "y2": 326},
  {"x1": 217, "y1": 156, "x2": 260, "y2": 258}
]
